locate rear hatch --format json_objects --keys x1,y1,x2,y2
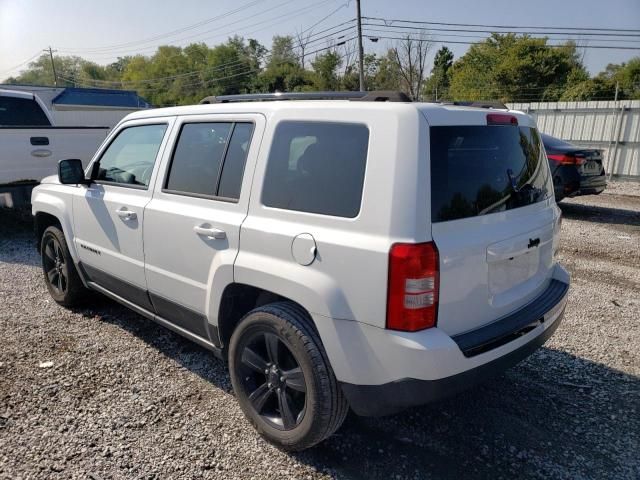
[{"x1": 423, "y1": 108, "x2": 559, "y2": 337}]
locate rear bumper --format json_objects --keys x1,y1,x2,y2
[
  {"x1": 577, "y1": 174, "x2": 607, "y2": 196},
  {"x1": 330, "y1": 266, "x2": 570, "y2": 416}
]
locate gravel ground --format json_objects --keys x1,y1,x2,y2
[{"x1": 1, "y1": 182, "x2": 639, "y2": 479}]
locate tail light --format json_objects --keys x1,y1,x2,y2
[
  {"x1": 547, "y1": 154, "x2": 586, "y2": 166},
  {"x1": 387, "y1": 242, "x2": 439, "y2": 331},
  {"x1": 487, "y1": 113, "x2": 518, "y2": 125}
]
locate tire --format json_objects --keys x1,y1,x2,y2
[
  {"x1": 40, "y1": 225, "x2": 87, "y2": 307},
  {"x1": 229, "y1": 301, "x2": 348, "y2": 451}
]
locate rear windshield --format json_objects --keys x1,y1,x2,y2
[
  {"x1": 430, "y1": 126, "x2": 552, "y2": 222},
  {"x1": 541, "y1": 133, "x2": 573, "y2": 148},
  {"x1": 0, "y1": 95, "x2": 51, "y2": 126}
]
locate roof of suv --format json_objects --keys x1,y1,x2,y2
[{"x1": 122, "y1": 97, "x2": 533, "y2": 127}]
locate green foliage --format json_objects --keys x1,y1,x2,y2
[
  {"x1": 311, "y1": 51, "x2": 342, "y2": 90},
  {"x1": 268, "y1": 35, "x2": 298, "y2": 68},
  {"x1": 423, "y1": 46, "x2": 454, "y2": 100},
  {"x1": 561, "y1": 58, "x2": 640, "y2": 100},
  {"x1": 4, "y1": 32, "x2": 638, "y2": 105},
  {"x1": 5, "y1": 54, "x2": 114, "y2": 87},
  {"x1": 448, "y1": 34, "x2": 587, "y2": 102}
]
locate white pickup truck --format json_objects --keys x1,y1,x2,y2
[{"x1": 0, "y1": 87, "x2": 147, "y2": 207}]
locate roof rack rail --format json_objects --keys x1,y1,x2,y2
[
  {"x1": 199, "y1": 90, "x2": 411, "y2": 104},
  {"x1": 448, "y1": 100, "x2": 508, "y2": 110}
]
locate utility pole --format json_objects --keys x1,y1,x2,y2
[
  {"x1": 44, "y1": 46, "x2": 58, "y2": 86},
  {"x1": 356, "y1": 0, "x2": 365, "y2": 91},
  {"x1": 608, "y1": 81, "x2": 621, "y2": 180}
]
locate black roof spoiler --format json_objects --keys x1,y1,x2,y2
[
  {"x1": 199, "y1": 91, "x2": 412, "y2": 104},
  {"x1": 446, "y1": 100, "x2": 509, "y2": 110}
]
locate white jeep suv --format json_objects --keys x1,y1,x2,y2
[{"x1": 31, "y1": 91, "x2": 569, "y2": 451}]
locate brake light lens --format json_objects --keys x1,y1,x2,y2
[
  {"x1": 487, "y1": 113, "x2": 518, "y2": 125},
  {"x1": 387, "y1": 242, "x2": 439, "y2": 331},
  {"x1": 547, "y1": 153, "x2": 586, "y2": 166}
]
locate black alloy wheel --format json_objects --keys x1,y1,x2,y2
[
  {"x1": 229, "y1": 302, "x2": 349, "y2": 451},
  {"x1": 42, "y1": 234, "x2": 68, "y2": 296},
  {"x1": 238, "y1": 330, "x2": 307, "y2": 431},
  {"x1": 40, "y1": 225, "x2": 87, "y2": 306}
]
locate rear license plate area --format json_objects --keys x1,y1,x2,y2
[{"x1": 582, "y1": 161, "x2": 600, "y2": 175}]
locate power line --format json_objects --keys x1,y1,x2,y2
[
  {"x1": 57, "y1": 36, "x2": 356, "y2": 91},
  {"x1": 61, "y1": 23, "x2": 356, "y2": 88},
  {"x1": 57, "y1": 0, "x2": 265, "y2": 53},
  {"x1": 58, "y1": 0, "x2": 336, "y2": 58},
  {"x1": 299, "y1": 2, "x2": 351, "y2": 35},
  {"x1": 362, "y1": 21, "x2": 640, "y2": 38},
  {"x1": 362, "y1": 16, "x2": 640, "y2": 34},
  {"x1": 363, "y1": 34, "x2": 640, "y2": 51},
  {"x1": 0, "y1": 51, "x2": 44, "y2": 76},
  {"x1": 362, "y1": 26, "x2": 640, "y2": 45}
]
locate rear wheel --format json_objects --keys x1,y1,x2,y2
[
  {"x1": 229, "y1": 302, "x2": 348, "y2": 451},
  {"x1": 41, "y1": 226, "x2": 87, "y2": 306}
]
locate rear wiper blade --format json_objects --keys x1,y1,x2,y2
[
  {"x1": 506, "y1": 168, "x2": 547, "y2": 201},
  {"x1": 506, "y1": 168, "x2": 521, "y2": 193}
]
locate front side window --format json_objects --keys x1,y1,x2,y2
[
  {"x1": 262, "y1": 122, "x2": 369, "y2": 218},
  {"x1": 0, "y1": 96, "x2": 51, "y2": 126},
  {"x1": 430, "y1": 125, "x2": 552, "y2": 222},
  {"x1": 96, "y1": 124, "x2": 167, "y2": 187}
]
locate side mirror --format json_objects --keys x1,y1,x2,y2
[{"x1": 58, "y1": 159, "x2": 88, "y2": 185}]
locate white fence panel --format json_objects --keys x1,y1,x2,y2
[{"x1": 508, "y1": 100, "x2": 640, "y2": 177}]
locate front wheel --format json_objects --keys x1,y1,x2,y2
[
  {"x1": 229, "y1": 302, "x2": 348, "y2": 451},
  {"x1": 41, "y1": 226, "x2": 87, "y2": 306}
]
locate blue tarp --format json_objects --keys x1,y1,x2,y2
[{"x1": 52, "y1": 87, "x2": 152, "y2": 108}]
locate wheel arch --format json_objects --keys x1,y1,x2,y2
[
  {"x1": 216, "y1": 283, "x2": 319, "y2": 352},
  {"x1": 31, "y1": 190, "x2": 79, "y2": 263}
]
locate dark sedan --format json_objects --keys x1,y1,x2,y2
[{"x1": 542, "y1": 134, "x2": 607, "y2": 201}]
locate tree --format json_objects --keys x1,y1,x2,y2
[
  {"x1": 311, "y1": 50, "x2": 342, "y2": 90},
  {"x1": 423, "y1": 46, "x2": 453, "y2": 100},
  {"x1": 391, "y1": 33, "x2": 432, "y2": 101},
  {"x1": 597, "y1": 58, "x2": 640, "y2": 99},
  {"x1": 369, "y1": 50, "x2": 402, "y2": 91},
  {"x1": 268, "y1": 35, "x2": 298, "y2": 68},
  {"x1": 6, "y1": 54, "x2": 110, "y2": 87},
  {"x1": 294, "y1": 29, "x2": 313, "y2": 69},
  {"x1": 448, "y1": 34, "x2": 587, "y2": 102}
]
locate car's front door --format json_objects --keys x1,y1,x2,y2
[
  {"x1": 143, "y1": 114, "x2": 263, "y2": 341},
  {"x1": 73, "y1": 120, "x2": 174, "y2": 309}
]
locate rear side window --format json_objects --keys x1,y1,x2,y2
[
  {"x1": 430, "y1": 125, "x2": 552, "y2": 222},
  {"x1": 0, "y1": 96, "x2": 51, "y2": 126},
  {"x1": 165, "y1": 123, "x2": 233, "y2": 196},
  {"x1": 165, "y1": 122, "x2": 253, "y2": 200},
  {"x1": 262, "y1": 121, "x2": 369, "y2": 218},
  {"x1": 218, "y1": 123, "x2": 254, "y2": 199}
]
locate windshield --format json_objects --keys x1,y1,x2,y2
[{"x1": 430, "y1": 125, "x2": 552, "y2": 222}]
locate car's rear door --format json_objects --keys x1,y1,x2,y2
[
  {"x1": 73, "y1": 119, "x2": 174, "y2": 309},
  {"x1": 143, "y1": 114, "x2": 264, "y2": 340},
  {"x1": 424, "y1": 108, "x2": 561, "y2": 336}
]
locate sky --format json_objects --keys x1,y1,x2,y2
[{"x1": 1, "y1": 0, "x2": 639, "y2": 83}]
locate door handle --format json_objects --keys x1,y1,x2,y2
[
  {"x1": 31, "y1": 149, "x2": 52, "y2": 158},
  {"x1": 116, "y1": 208, "x2": 137, "y2": 221},
  {"x1": 193, "y1": 225, "x2": 226, "y2": 239},
  {"x1": 30, "y1": 136, "x2": 49, "y2": 146}
]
